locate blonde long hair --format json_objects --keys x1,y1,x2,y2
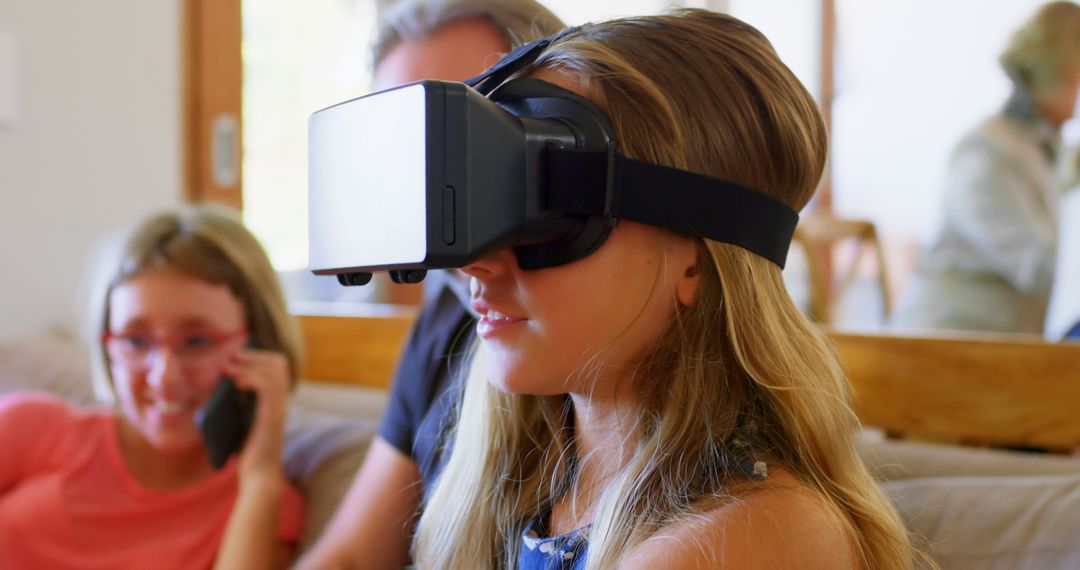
[{"x1": 415, "y1": 9, "x2": 921, "y2": 569}]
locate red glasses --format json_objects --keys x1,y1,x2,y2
[{"x1": 102, "y1": 329, "x2": 248, "y2": 372}]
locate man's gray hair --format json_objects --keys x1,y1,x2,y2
[
  {"x1": 1001, "y1": 1, "x2": 1080, "y2": 92},
  {"x1": 373, "y1": 0, "x2": 566, "y2": 68}
]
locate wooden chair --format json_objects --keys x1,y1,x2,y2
[{"x1": 793, "y1": 213, "x2": 891, "y2": 324}]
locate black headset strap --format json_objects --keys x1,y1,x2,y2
[
  {"x1": 472, "y1": 44, "x2": 800, "y2": 268},
  {"x1": 465, "y1": 26, "x2": 583, "y2": 95},
  {"x1": 544, "y1": 148, "x2": 799, "y2": 268}
]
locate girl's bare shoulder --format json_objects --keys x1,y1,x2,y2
[{"x1": 622, "y1": 469, "x2": 859, "y2": 569}]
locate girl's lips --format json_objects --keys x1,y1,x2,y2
[
  {"x1": 472, "y1": 300, "x2": 527, "y2": 339},
  {"x1": 146, "y1": 404, "x2": 195, "y2": 429},
  {"x1": 142, "y1": 393, "x2": 199, "y2": 427},
  {"x1": 476, "y1": 314, "x2": 527, "y2": 338}
]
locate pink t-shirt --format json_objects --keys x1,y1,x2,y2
[{"x1": 0, "y1": 391, "x2": 304, "y2": 569}]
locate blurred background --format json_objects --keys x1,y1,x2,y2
[{"x1": 0, "y1": 0, "x2": 1065, "y2": 342}]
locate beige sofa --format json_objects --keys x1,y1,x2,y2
[
  {"x1": 3, "y1": 333, "x2": 1080, "y2": 567},
  {"x1": 859, "y1": 434, "x2": 1080, "y2": 568}
]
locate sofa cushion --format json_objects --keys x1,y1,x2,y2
[
  {"x1": 284, "y1": 405, "x2": 378, "y2": 552},
  {"x1": 885, "y1": 473, "x2": 1080, "y2": 570},
  {"x1": 857, "y1": 432, "x2": 1080, "y2": 480},
  {"x1": 0, "y1": 334, "x2": 96, "y2": 404}
]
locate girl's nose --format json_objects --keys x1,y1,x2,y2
[
  {"x1": 460, "y1": 247, "x2": 516, "y2": 280},
  {"x1": 146, "y1": 347, "x2": 186, "y2": 394}
]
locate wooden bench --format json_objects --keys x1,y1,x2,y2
[
  {"x1": 297, "y1": 310, "x2": 1080, "y2": 449},
  {"x1": 296, "y1": 305, "x2": 416, "y2": 390},
  {"x1": 831, "y1": 329, "x2": 1080, "y2": 450}
]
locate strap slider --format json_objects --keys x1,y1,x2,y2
[{"x1": 602, "y1": 142, "x2": 619, "y2": 228}]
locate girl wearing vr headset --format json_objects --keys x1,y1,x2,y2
[
  {"x1": 410, "y1": 9, "x2": 925, "y2": 570},
  {"x1": 0, "y1": 205, "x2": 304, "y2": 568}
]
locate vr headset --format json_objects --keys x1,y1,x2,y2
[{"x1": 308, "y1": 30, "x2": 799, "y2": 286}]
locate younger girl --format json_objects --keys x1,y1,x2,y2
[
  {"x1": 414, "y1": 9, "x2": 924, "y2": 569},
  {"x1": 0, "y1": 205, "x2": 304, "y2": 569}
]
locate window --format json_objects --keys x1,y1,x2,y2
[{"x1": 242, "y1": 0, "x2": 376, "y2": 271}]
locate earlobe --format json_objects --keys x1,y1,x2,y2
[
  {"x1": 676, "y1": 266, "x2": 700, "y2": 306},
  {"x1": 675, "y1": 242, "x2": 702, "y2": 307}
]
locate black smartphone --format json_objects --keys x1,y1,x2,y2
[{"x1": 195, "y1": 377, "x2": 256, "y2": 470}]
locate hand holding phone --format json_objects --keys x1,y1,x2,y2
[
  {"x1": 195, "y1": 342, "x2": 291, "y2": 474},
  {"x1": 195, "y1": 377, "x2": 256, "y2": 470}
]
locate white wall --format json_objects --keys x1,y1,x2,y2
[
  {"x1": 0, "y1": 0, "x2": 181, "y2": 342},
  {"x1": 730, "y1": 0, "x2": 820, "y2": 99},
  {"x1": 832, "y1": 0, "x2": 1048, "y2": 239}
]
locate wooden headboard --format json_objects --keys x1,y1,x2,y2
[{"x1": 297, "y1": 311, "x2": 1080, "y2": 449}]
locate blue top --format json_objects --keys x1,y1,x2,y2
[
  {"x1": 517, "y1": 424, "x2": 769, "y2": 570},
  {"x1": 519, "y1": 515, "x2": 589, "y2": 570}
]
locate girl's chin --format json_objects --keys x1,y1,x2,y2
[
  {"x1": 486, "y1": 374, "x2": 567, "y2": 396},
  {"x1": 487, "y1": 377, "x2": 527, "y2": 394},
  {"x1": 118, "y1": 413, "x2": 206, "y2": 458},
  {"x1": 478, "y1": 347, "x2": 571, "y2": 395}
]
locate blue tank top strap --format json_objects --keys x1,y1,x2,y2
[
  {"x1": 516, "y1": 417, "x2": 768, "y2": 569},
  {"x1": 518, "y1": 513, "x2": 590, "y2": 570}
]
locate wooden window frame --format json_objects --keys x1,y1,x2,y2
[{"x1": 182, "y1": 0, "x2": 243, "y2": 209}]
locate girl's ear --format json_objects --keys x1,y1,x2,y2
[{"x1": 674, "y1": 238, "x2": 701, "y2": 307}]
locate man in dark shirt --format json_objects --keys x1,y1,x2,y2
[
  {"x1": 297, "y1": 2, "x2": 564, "y2": 568},
  {"x1": 378, "y1": 277, "x2": 474, "y2": 496}
]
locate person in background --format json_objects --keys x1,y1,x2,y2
[
  {"x1": 411, "y1": 9, "x2": 924, "y2": 569},
  {"x1": 0, "y1": 205, "x2": 304, "y2": 569},
  {"x1": 296, "y1": 2, "x2": 564, "y2": 568},
  {"x1": 894, "y1": 1, "x2": 1080, "y2": 334}
]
